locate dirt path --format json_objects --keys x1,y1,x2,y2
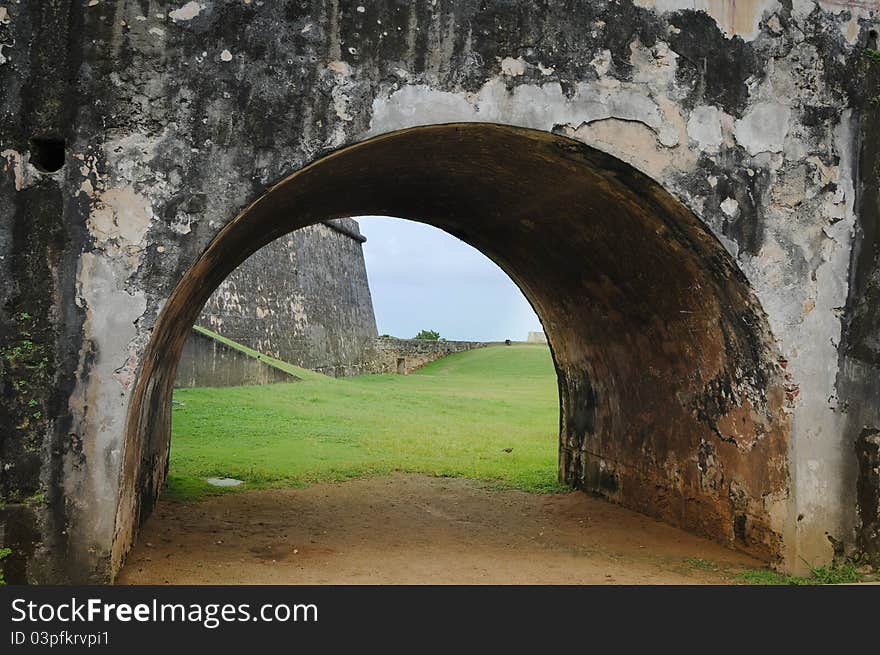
[{"x1": 117, "y1": 473, "x2": 761, "y2": 584}]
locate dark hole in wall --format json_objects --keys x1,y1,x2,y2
[
  {"x1": 29, "y1": 137, "x2": 66, "y2": 173},
  {"x1": 869, "y1": 29, "x2": 878, "y2": 50}
]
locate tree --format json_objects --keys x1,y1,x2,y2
[{"x1": 413, "y1": 329, "x2": 440, "y2": 340}]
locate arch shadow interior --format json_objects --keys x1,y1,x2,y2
[{"x1": 117, "y1": 123, "x2": 791, "y2": 576}]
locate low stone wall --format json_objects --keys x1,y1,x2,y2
[
  {"x1": 175, "y1": 329, "x2": 299, "y2": 388},
  {"x1": 366, "y1": 337, "x2": 486, "y2": 374}
]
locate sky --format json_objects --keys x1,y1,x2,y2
[{"x1": 356, "y1": 216, "x2": 543, "y2": 342}]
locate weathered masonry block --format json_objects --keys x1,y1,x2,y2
[{"x1": 1, "y1": 1, "x2": 879, "y2": 582}]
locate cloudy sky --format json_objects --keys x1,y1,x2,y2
[{"x1": 356, "y1": 216, "x2": 543, "y2": 342}]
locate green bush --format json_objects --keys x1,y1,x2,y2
[{"x1": 413, "y1": 329, "x2": 440, "y2": 340}]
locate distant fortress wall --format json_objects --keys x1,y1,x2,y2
[
  {"x1": 177, "y1": 219, "x2": 492, "y2": 386},
  {"x1": 182, "y1": 218, "x2": 379, "y2": 382}
]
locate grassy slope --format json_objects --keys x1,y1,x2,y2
[
  {"x1": 191, "y1": 325, "x2": 324, "y2": 381},
  {"x1": 167, "y1": 345, "x2": 562, "y2": 500}
]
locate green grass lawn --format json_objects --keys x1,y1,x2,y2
[{"x1": 167, "y1": 344, "x2": 563, "y2": 501}]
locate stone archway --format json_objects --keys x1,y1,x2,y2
[{"x1": 115, "y1": 123, "x2": 791, "y2": 579}]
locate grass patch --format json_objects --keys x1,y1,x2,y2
[
  {"x1": 169, "y1": 345, "x2": 563, "y2": 500},
  {"x1": 737, "y1": 561, "x2": 864, "y2": 585}
]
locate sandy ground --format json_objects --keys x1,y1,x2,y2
[{"x1": 117, "y1": 473, "x2": 762, "y2": 585}]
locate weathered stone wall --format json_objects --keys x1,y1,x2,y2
[
  {"x1": 175, "y1": 328, "x2": 299, "y2": 388},
  {"x1": 366, "y1": 337, "x2": 486, "y2": 374},
  {"x1": 197, "y1": 218, "x2": 378, "y2": 377},
  {"x1": 1, "y1": 0, "x2": 878, "y2": 582},
  {"x1": 844, "y1": 43, "x2": 880, "y2": 565}
]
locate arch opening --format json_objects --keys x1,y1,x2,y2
[{"x1": 116, "y1": 124, "x2": 791, "y2": 575}]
